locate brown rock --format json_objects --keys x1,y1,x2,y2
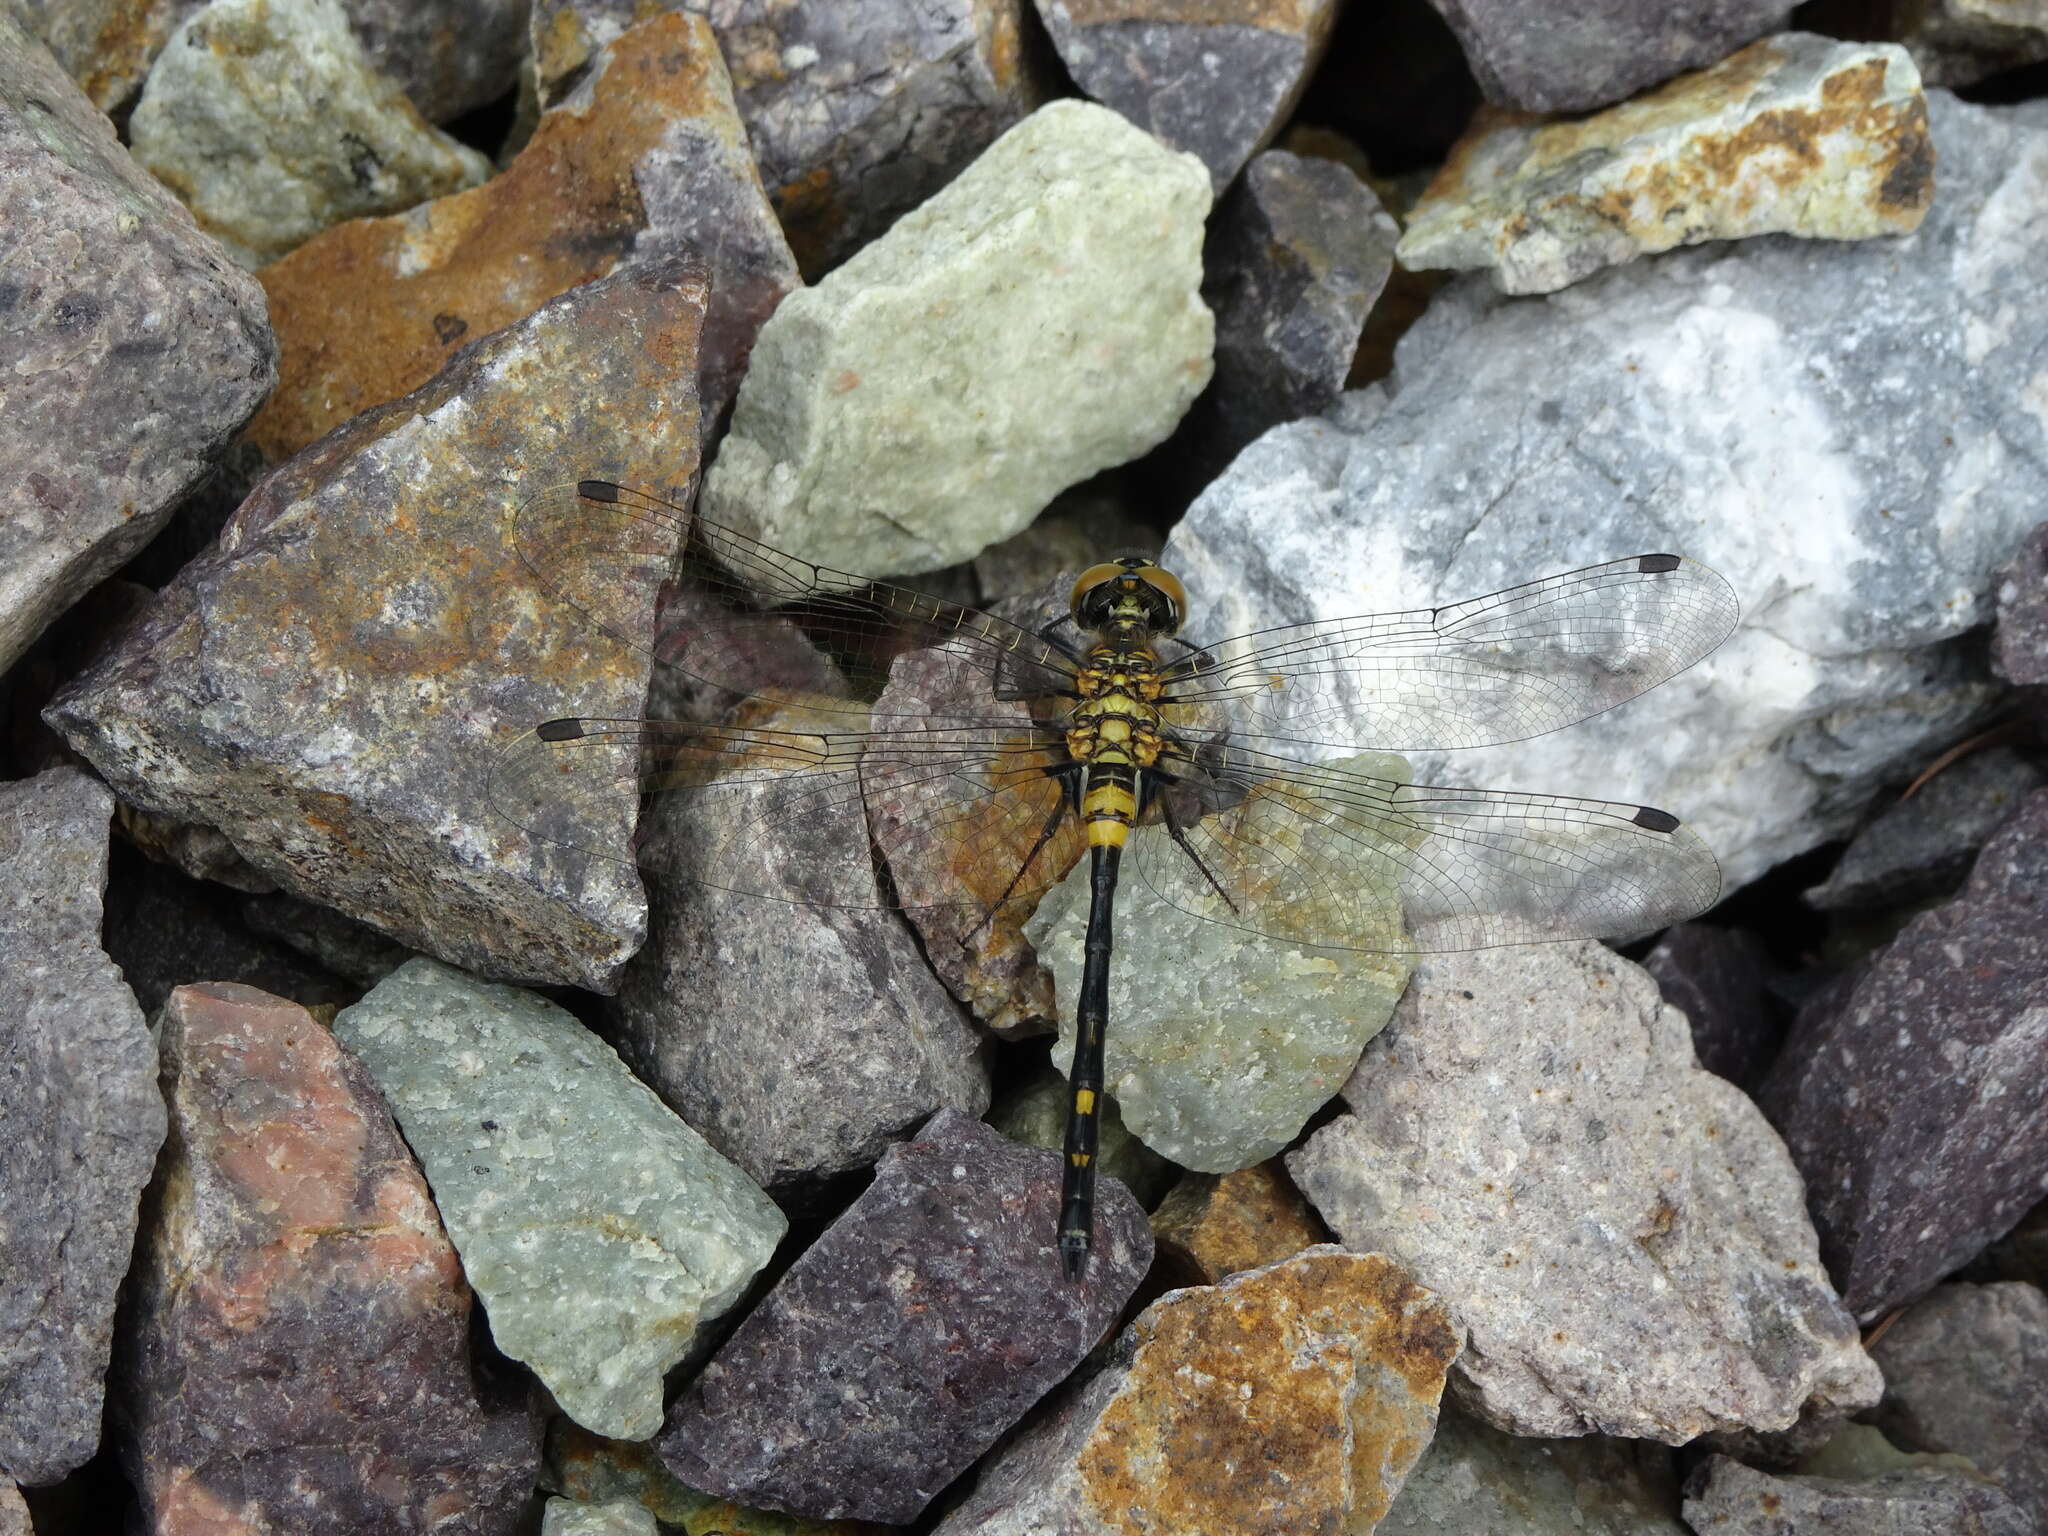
[
  {"x1": 1151, "y1": 1161, "x2": 1328, "y2": 1285},
  {"x1": 249, "y1": 10, "x2": 794, "y2": 461},
  {"x1": 0, "y1": 1481, "x2": 24, "y2": 1536},
  {"x1": 122, "y1": 983, "x2": 538, "y2": 1534}
]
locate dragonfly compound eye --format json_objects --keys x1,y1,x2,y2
[{"x1": 1070, "y1": 560, "x2": 1186, "y2": 634}]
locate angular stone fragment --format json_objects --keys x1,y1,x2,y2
[
  {"x1": 532, "y1": 0, "x2": 1044, "y2": 275},
  {"x1": 547, "y1": 1422, "x2": 872, "y2": 1535},
  {"x1": 1759, "y1": 792, "x2": 2048, "y2": 1321},
  {"x1": 543, "y1": 1497, "x2": 659, "y2": 1536},
  {"x1": 250, "y1": 11, "x2": 795, "y2": 460},
  {"x1": 1681, "y1": 1453, "x2": 2034, "y2": 1535},
  {"x1": 1378, "y1": 1402, "x2": 1684, "y2": 1536},
  {"x1": 128, "y1": 0, "x2": 491, "y2": 267},
  {"x1": 659, "y1": 1111, "x2": 1151, "y2": 1524},
  {"x1": 1150, "y1": 1162, "x2": 1327, "y2": 1286},
  {"x1": 46, "y1": 259, "x2": 707, "y2": 991},
  {"x1": 1426, "y1": 0, "x2": 1798, "y2": 113},
  {"x1": 1897, "y1": 0, "x2": 2048, "y2": 88},
  {"x1": 1399, "y1": 36, "x2": 1935, "y2": 296},
  {"x1": 1164, "y1": 91, "x2": 2045, "y2": 898},
  {"x1": 1290, "y1": 942, "x2": 1880, "y2": 1443},
  {"x1": 0, "y1": 769, "x2": 164, "y2": 1487},
  {"x1": 0, "y1": 11, "x2": 275, "y2": 675},
  {"x1": 1868, "y1": 1282, "x2": 2048, "y2": 1525},
  {"x1": 125, "y1": 983, "x2": 538, "y2": 1532},
  {"x1": 1640, "y1": 922, "x2": 1783, "y2": 1088},
  {"x1": 1032, "y1": 0, "x2": 1339, "y2": 189},
  {"x1": 0, "y1": 1482, "x2": 22, "y2": 1536},
  {"x1": 704, "y1": 99, "x2": 1213, "y2": 577},
  {"x1": 611, "y1": 698, "x2": 990, "y2": 1196},
  {"x1": 333, "y1": 959, "x2": 787, "y2": 1441},
  {"x1": 1994, "y1": 522, "x2": 2048, "y2": 690},
  {"x1": 240, "y1": 888, "x2": 413, "y2": 986},
  {"x1": 1029, "y1": 772, "x2": 1412, "y2": 1172},
  {"x1": 934, "y1": 1247, "x2": 1460, "y2": 1534}
]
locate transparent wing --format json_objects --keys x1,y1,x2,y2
[
  {"x1": 511, "y1": 480, "x2": 1083, "y2": 725},
  {"x1": 1162, "y1": 555, "x2": 1738, "y2": 751},
  {"x1": 1134, "y1": 741, "x2": 1722, "y2": 954},
  {"x1": 488, "y1": 712, "x2": 1084, "y2": 914}
]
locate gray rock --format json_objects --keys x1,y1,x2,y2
[
  {"x1": 45, "y1": 258, "x2": 711, "y2": 993},
  {"x1": 128, "y1": 0, "x2": 491, "y2": 267},
  {"x1": 1805, "y1": 747, "x2": 2046, "y2": 912},
  {"x1": 541, "y1": 1498, "x2": 658, "y2": 1536},
  {"x1": 1163, "y1": 92, "x2": 2048, "y2": 901},
  {"x1": 1425, "y1": 0, "x2": 1798, "y2": 112},
  {"x1": 1681, "y1": 1453, "x2": 2036, "y2": 1535},
  {"x1": 1640, "y1": 922, "x2": 1783, "y2": 1089},
  {"x1": 1378, "y1": 1401, "x2": 1684, "y2": 1535},
  {"x1": 1896, "y1": 0, "x2": 2048, "y2": 89},
  {"x1": 932, "y1": 1247, "x2": 1460, "y2": 1534},
  {"x1": 333, "y1": 959, "x2": 787, "y2": 1442},
  {"x1": 240, "y1": 888, "x2": 413, "y2": 986},
  {"x1": 0, "y1": 11, "x2": 275, "y2": 676},
  {"x1": 1397, "y1": 36, "x2": 1934, "y2": 295},
  {"x1": 0, "y1": 768, "x2": 164, "y2": 1486},
  {"x1": 703, "y1": 98, "x2": 1213, "y2": 578},
  {"x1": 658, "y1": 1110, "x2": 1151, "y2": 1524},
  {"x1": 125, "y1": 983, "x2": 539, "y2": 1532},
  {"x1": 531, "y1": 0, "x2": 1046, "y2": 276},
  {"x1": 1032, "y1": 0, "x2": 1339, "y2": 190},
  {"x1": 1758, "y1": 792, "x2": 2048, "y2": 1321},
  {"x1": 1289, "y1": 941, "x2": 1880, "y2": 1443},
  {"x1": 0, "y1": 1481, "x2": 22, "y2": 1536},
  {"x1": 1869, "y1": 1282, "x2": 2048, "y2": 1527},
  {"x1": 1994, "y1": 522, "x2": 2048, "y2": 689}
]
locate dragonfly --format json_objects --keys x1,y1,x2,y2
[{"x1": 490, "y1": 480, "x2": 1738, "y2": 1278}]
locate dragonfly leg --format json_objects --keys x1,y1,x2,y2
[
  {"x1": 959, "y1": 767, "x2": 1080, "y2": 947},
  {"x1": 1153, "y1": 775, "x2": 1240, "y2": 915}
]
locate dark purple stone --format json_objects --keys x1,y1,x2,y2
[
  {"x1": 1640, "y1": 921, "x2": 1783, "y2": 1089},
  {"x1": 1992, "y1": 521, "x2": 2048, "y2": 691}
]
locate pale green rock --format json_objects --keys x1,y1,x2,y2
[
  {"x1": 331, "y1": 958, "x2": 786, "y2": 1441},
  {"x1": 702, "y1": 98, "x2": 1213, "y2": 577},
  {"x1": 1027, "y1": 751, "x2": 1413, "y2": 1173},
  {"x1": 128, "y1": 0, "x2": 491, "y2": 267},
  {"x1": 541, "y1": 1497, "x2": 658, "y2": 1536},
  {"x1": 1796, "y1": 1422, "x2": 1993, "y2": 1484}
]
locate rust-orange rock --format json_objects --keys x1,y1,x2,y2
[{"x1": 1151, "y1": 1161, "x2": 1329, "y2": 1285}]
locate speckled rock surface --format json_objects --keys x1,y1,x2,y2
[
  {"x1": 1032, "y1": 0, "x2": 1339, "y2": 189},
  {"x1": 1399, "y1": 36, "x2": 1934, "y2": 295},
  {"x1": 1868, "y1": 1283, "x2": 2048, "y2": 1526},
  {"x1": 1290, "y1": 941, "x2": 1881, "y2": 1443},
  {"x1": 1150, "y1": 1162, "x2": 1327, "y2": 1286},
  {"x1": 703, "y1": 98, "x2": 1213, "y2": 577},
  {"x1": 1425, "y1": 0, "x2": 1798, "y2": 112},
  {"x1": 1759, "y1": 792, "x2": 2048, "y2": 1321},
  {"x1": 127, "y1": 0, "x2": 490, "y2": 266},
  {"x1": 1378, "y1": 1402, "x2": 1684, "y2": 1535},
  {"x1": 546, "y1": 1422, "x2": 878, "y2": 1536},
  {"x1": 333, "y1": 959, "x2": 786, "y2": 1441},
  {"x1": 1640, "y1": 922, "x2": 1783, "y2": 1088},
  {"x1": 45, "y1": 259, "x2": 708, "y2": 992},
  {"x1": 124, "y1": 983, "x2": 539, "y2": 1533},
  {"x1": 1164, "y1": 92, "x2": 2048, "y2": 900},
  {"x1": 934, "y1": 1247, "x2": 1461, "y2": 1535},
  {"x1": 0, "y1": 10, "x2": 275, "y2": 676},
  {"x1": 1897, "y1": 0, "x2": 2048, "y2": 88},
  {"x1": 531, "y1": 0, "x2": 1044, "y2": 275},
  {"x1": 1681, "y1": 1453, "x2": 2035, "y2": 1534},
  {"x1": 0, "y1": 1482, "x2": 23, "y2": 1536},
  {"x1": 1994, "y1": 522, "x2": 2048, "y2": 689},
  {"x1": 542, "y1": 1496, "x2": 660, "y2": 1536},
  {"x1": 0, "y1": 769, "x2": 164, "y2": 1487},
  {"x1": 249, "y1": 11, "x2": 794, "y2": 460},
  {"x1": 658, "y1": 1111, "x2": 1151, "y2": 1524}
]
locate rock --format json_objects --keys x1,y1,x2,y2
[
  {"x1": 970, "y1": 486, "x2": 1160, "y2": 608},
  {"x1": 1163, "y1": 91, "x2": 2048, "y2": 901},
  {"x1": 0, "y1": 11, "x2": 275, "y2": 676},
  {"x1": 658, "y1": 1111, "x2": 1151, "y2": 1524},
  {"x1": 1868, "y1": 1282, "x2": 2048, "y2": 1525},
  {"x1": 1896, "y1": 0, "x2": 2048, "y2": 89},
  {"x1": 1290, "y1": 941, "x2": 1881, "y2": 1443},
  {"x1": 0, "y1": 1482, "x2": 23, "y2": 1536},
  {"x1": 546, "y1": 1422, "x2": 876, "y2": 1536},
  {"x1": 543, "y1": 1497, "x2": 659, "y2": 1536},
  {"x1": 124, "y1": 983, "x2": 538, "y2": 1532},
  {"x1": 1805, "y1": 747, "x2": 2046, "y2": 912},
  {"x1": 240, "y1": 888, "x2": 413, "y2": 986},
  {"x1": 1150, "y1": 1161, "x2": 1328, "y2": 1286},
  {"x1": 249, "y1": 11, "x2": 795, "y2": 461},
  {"x1": 1398, "y1": 36, "x2": 1934, "y2": 296},
  {"x1": 1425, "y1": 0, "x2": 1798, "y2": 112},
  {"x1": 1969, "y1": 1199, "x2": 2048, "y2": 1290},
  {"x1": 610, "y1": 697, "x2": 991, "y2": 1198},
  {"x1": 989, "y1": 1064, "x2": 1176, "y2": 1211},
  {"x1": 1031, "y1": 0, "x2": 1339, "y2": 190},
  {"x1": 1758, "y1": 792, "x2": 2048, "y2": 1321},
  {"x1": 0, "y1": 769, "x2": 164, "y2": 1486},
  {"x1": 1640, "y1": 922, "x2": 1783, "y2": 1088},
  {"x1": 933, "y1": 1247, "x2": 1460, "y2": 1534},
  {"x1": 530, "y1": 0, "x2": 1044, "y2": 276},
  {"x1": 1994, "y1": 523, "x2": 2048, "y2": 689},
  {"x1": 46, "y1": 258, "x2": 708, "y2": 992},
  {"x1": 332, "y1": 959, "x2": 786, "y2": 1441},
  {"x1": 1681, "y1": 1452, "x2": 2035, "y2": 1535},
  {"x1": 1378, "y1": 1401, "x2": 1684, "y2": 1535},
  {"x1": 1173, "y1": 148, "x2": 1399, "y2": 490},
  {"x1": 127, "y1": 0, "x2": 491, "y2": 268},
  {"x1": 703, "y1": 98, "x2": 1213, "y2": 578},
  {"x1": 1028, "y1": 767, "x2": 1413, "y2": 1172}
]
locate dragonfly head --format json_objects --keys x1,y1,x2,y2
[{"x1": 1071, "y1": 557, "x2": 1186, "y2": 637}]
